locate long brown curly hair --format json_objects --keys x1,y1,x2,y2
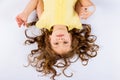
[{"x1": 24, "y1": 24, "x2": 99, "y2": 80}]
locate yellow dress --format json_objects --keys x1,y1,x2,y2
[{"x1": 36, "y1": 0, "x2": 82, "y2": 31}]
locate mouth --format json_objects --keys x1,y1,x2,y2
[{"x1": 56, "y1": 34, "x2": 64, "y2": 37}]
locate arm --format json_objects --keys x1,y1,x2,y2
[
  {"x1": 26, "y1": 0, "x2": 44, "y2": 27},
  {"x1": 36, "y1": 0, "x2": 44, "y2": 19},
  {"x1": 80, "y1": 0, "x2": 94, "y2": 7},
  {"x1": 16, "y1": 0, "x2": 38, "y2": 27}
]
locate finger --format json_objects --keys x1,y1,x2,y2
[
  {"x1": 16, "y1": 17, "x2": 22, "y2": 27},
  {"x1": 83, "y1": 12, "x2": 93, "y2": 19},
  {"x1": 23, "y1": 21, "x2": 27, "y2": 27}
]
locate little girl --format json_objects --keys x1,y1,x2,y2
[{"x1": 16, "y1": 0, "x2": 98, "y2": 80}]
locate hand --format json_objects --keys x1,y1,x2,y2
[
  {"x1": 16, "y1": 13, "x2": 27, "y2": 27},
  {"x1": 79, "y1": 6, "x2": 96, "y2": 19}
]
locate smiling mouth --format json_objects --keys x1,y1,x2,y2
[{"x1": 56, "y1": 34, "x2": 64, "y2": 37}]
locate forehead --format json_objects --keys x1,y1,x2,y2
[{"x1": 52, "y1": 46, "x2": 71, "y2": 54}]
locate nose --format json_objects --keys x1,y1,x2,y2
[{"x1": 57, "y1": 37, "x2": 65, "y2": 41}]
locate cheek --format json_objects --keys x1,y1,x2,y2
[
  {"x1": 66, "y1": 34, "x2": 72, "y2": 40},
  {"x1": 49, "y1": 36, "x2": 56, "y2": 43}
]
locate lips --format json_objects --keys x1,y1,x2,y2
[{"x1": 56, "y1": 34, "x2": 64, "y2": 37}]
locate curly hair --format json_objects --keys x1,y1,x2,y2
[{"x1": 24, "y1": 24, "x2": 99, "y2": 80}]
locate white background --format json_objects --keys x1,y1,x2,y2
[{"x1": 0, "y1": 0, "x2": 120, "y2": 80}]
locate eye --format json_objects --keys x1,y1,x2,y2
[
  {"x1": 63, "y1": 41, "x2": 68, "y2": 44},
  {"x1": 54, "y1": 42, "x2": 59, "y2": 45}
]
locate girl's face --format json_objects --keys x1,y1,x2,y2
[{"x1": 49, "y1": 25, "x2": 72, "y2": 54}]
